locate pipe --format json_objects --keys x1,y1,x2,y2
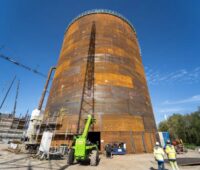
[
  {"x1": 38, "y1": 67, "x2": 56, "y2": 110},
  {"x1": 35, "y1": 66, "x2": 56, "y2": 142}
]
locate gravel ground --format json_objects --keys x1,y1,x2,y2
[{"x1": 0, "y1": 143, "x2": 200, "y2": 170}]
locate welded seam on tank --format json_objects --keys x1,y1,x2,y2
[{"x1": 64, "y1": 9, "x2": 136, "y2": 34}]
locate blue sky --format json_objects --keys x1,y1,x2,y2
[{"x1": 0, "y1": 0, "x2": 200, "y2": 123}]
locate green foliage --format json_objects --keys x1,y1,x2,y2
[
  {"x1": 184, "y1": 143, "x2": 197, "y2": 150},
  {"x1": 158, "y1": 121, "x2": 169, "y2": 131},
  {"x1": 158, "y1": 108, "x2": 200, "y2": 146}
]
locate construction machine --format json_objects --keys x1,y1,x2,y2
[
  {"x1": 172, "y1": 139, "x2": 187, "y2": 154},
  {"x1": 67, "y1": 115, "x2": 99, "y2": 166}
]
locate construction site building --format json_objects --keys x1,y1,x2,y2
[{"x1": 0, "y1": 113, "x2": 28, "y2": 142}]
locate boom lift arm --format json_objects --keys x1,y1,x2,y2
[{"x1": 81, "y1": 115, "x2": 95, "y2": 138}]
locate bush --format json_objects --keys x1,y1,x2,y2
[
  {"x1": 158, "y1": 108, "x2": 200, "y2": 146},
  {"x1": 184, "y1": 143, "x2": 197, "y2": 150}
]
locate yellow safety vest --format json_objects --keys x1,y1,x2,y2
[
  {"x1": 165, "y1": 145, "x2": 176, "y2": 160},
  {"x1": 154, "y1": 147, "x2": 164, "y2": 161}
]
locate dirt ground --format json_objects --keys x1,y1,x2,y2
[{"x1": 0, "y1": 143, "x2": 200, "y2": 170}]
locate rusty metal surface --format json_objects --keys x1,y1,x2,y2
[
  {"x1": 44, "y1": 11, "x2": 157, "y2": 152},
  {"x1": 177, "y1": 158, "x2": 200, "y2": 166},
  {"x1": 165, "y1": 158, "x2": 200, "y2": 166},
  {"x1": 65, "y1": 9, "x2": 136, "y2": 34}
]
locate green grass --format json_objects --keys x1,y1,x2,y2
[{"x1": 184, "y1": 143, "x2": 198, "y2": 150}]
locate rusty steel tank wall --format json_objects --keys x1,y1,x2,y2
[{"x1": 44, "y1": 10, "x2": 157, "y2": 153}]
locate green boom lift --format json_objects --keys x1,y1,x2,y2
[{"x1": 67, "y1": 115, "x2": 99, "y2": 166}]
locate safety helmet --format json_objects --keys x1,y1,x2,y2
[
  {"x1": 155, "y1": 141, "x2": 160, "y2": 146},
  {"x1": 166, "y1": 140, "x2": 171, "y2": 144}
]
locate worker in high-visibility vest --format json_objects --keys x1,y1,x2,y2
[
  {"x1": 165, "y1": 140, "x2": 179, "y2": 170},
  {"x1": 153, "y1": 142, "x2": 165, "y2": 170}
]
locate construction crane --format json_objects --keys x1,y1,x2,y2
[
  {"x1": 0, "y1": 53, "x2": 46, "y2": 78},
  {"x1": 0, "y1": 76, "x2": 16, "y2": 111},
  {"x1": 0, "y1": 47, "x2": 56, "y2": 110},
  {"x1": 0, "y1": 51, "x2": 56, "y2": 110},
  {"x1": 12, "y1": 80, "x2": 20, "y2": 117}
]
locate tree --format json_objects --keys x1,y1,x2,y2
[
  {"x1": 158, "y1": 120, "x2": 169, "y2": 131},
  {"x1": 158, "y1": 108, "x2": 200, "y2": 145}
]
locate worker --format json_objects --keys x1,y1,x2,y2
[
  {"x1": 165, "y1": 140, "x2": 179, "y2": 170},
  {"x1": 153, "y1": 141, "x2": 165, "y2": 170},
  {"x1": 105, "y1": 144, "x2": 112, "y2": 158}
]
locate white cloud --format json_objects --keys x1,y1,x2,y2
[
  {"x1": 162, "y1": 95, "x2": 200, "y2": 105},
  {"x1": 158, "y1": 108, "x2": 183, "y2": 113},
  {"x1": 145, "y1": 67, "x2": 200, "y2": 84},
  {"x1": 154, "y1": 107, "x2": 184, "y2": 122}
]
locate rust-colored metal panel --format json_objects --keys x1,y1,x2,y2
[
  {"x1": 44, "y1": 10, "x2": 157, "y2": 153},
  {"x1": 101, "y1": 115, "x2": 144, "y2": 131},
  {"x1": 100, "y1": 131, "x2": 156, "y2": 154}
]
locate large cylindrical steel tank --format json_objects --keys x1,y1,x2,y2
[{"x1": 44, "y1": 10, "x2": 157, "y2": 153}]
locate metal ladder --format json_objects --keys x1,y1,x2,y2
[{"x1": 76, "y1": 21, "x2": 96, "y2": 134}]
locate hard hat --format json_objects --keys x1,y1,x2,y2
[
  {"x1": 155, "y1": 142, "x2": 160, "y2": 146},
  {"x1": 166, "y1": 140, "x2": 171, "y2": 144}
]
